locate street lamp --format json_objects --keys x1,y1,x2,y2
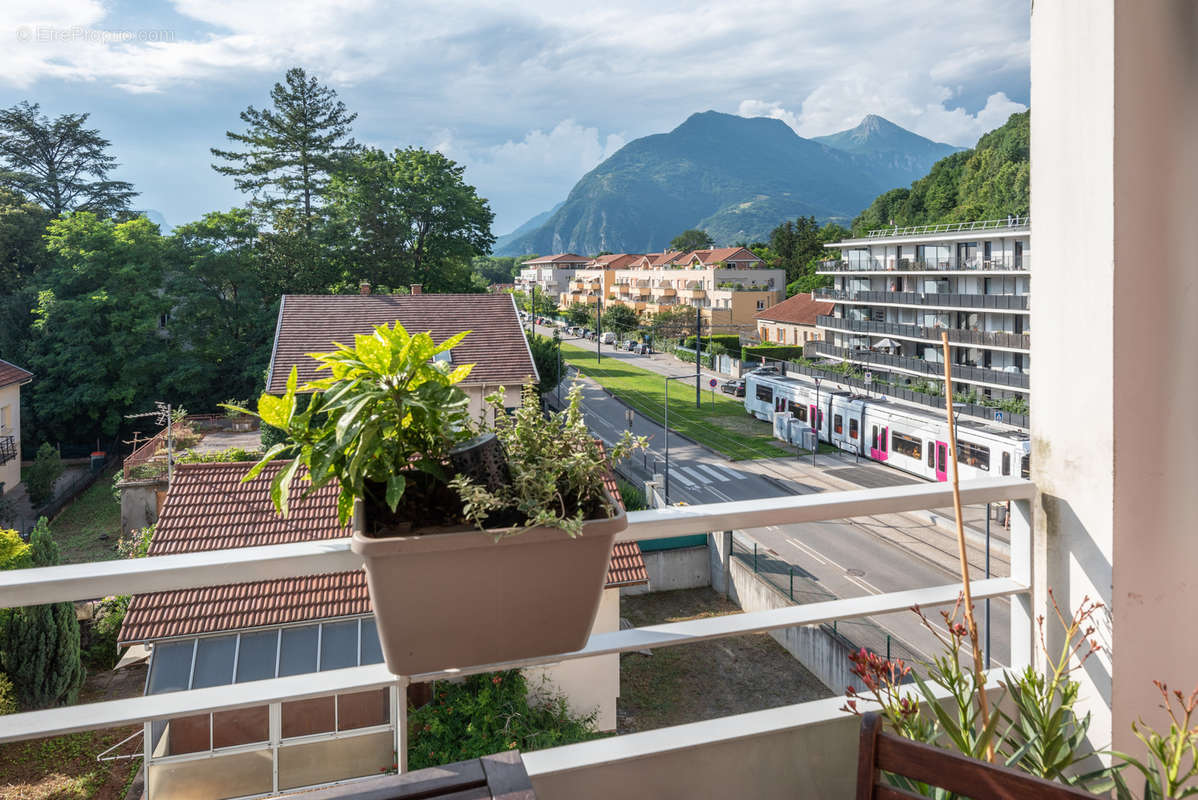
[
  {"x1": 812, "y1": 377, "x2": 822, "y2": 466},
  {"x1": 596, "y1": 296, "x2": 602, "y2": 364}
]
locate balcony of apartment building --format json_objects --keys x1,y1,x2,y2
[
  {"x1": 681, "y1": 280, "x2": 706, "y2": 299},
  {"x1": 651, "y1": 283, "x2": 676, "y2": 298},
  {"x1": 816, "y1": 315, "x2": 1031, "y2": 352},
  {"x1": 814, "y1": 287, "x2": 1030, "y2": 312},
  {"x1": 806, "y1": 340, "x2": 1030, "y2": 391},
  {"x1": 0, "y1": 478, "x2": 1037, "y2": 800},
  {"x1": 819, "y1": 256, "x2": 1032, "y2": 274},
  {"x1": 615, "y1": 282, "x2": 631, "y2": 295}
]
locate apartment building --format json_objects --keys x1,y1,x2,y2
[
  {"x1": 813, "y1": 218, "x2": 1030, "y2": 407},
  {"x1": 515, "y1": 253, "x2": 592, "y2": 298},
  {"x1": 0, "y1": 359, "x2": 32, "y2": 496},
  {"x1": 606, "y1": 247, "x2": 785, "y2": 333}
]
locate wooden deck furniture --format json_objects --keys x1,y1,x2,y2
[
  {"x1": 855, "y1": 712, "x2": 1099, "y2": 800},
  {"x1": 291, "y1": 749, "x2": 534, "y2": 800}
]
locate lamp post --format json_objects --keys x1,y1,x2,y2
[
  {"x1": 812, "y1": 377, "x2": 822, "y2": 466},
  {"x1": 596, "y1": 296, "x2": 602, "y2": 363},
  {"x1": 695, "y1": 304, "x2": 702, "y2": 409}
]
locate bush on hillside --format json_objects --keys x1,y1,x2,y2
[{"x1": 25, "y1": 442, "x2": 64, "y2": 508}]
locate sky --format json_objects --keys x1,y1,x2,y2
[{"x1": 0, "y1": 0, "x2": 1029, "y2": 235}]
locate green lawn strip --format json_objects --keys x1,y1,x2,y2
[
  {"x1": 46, "y1": 464, "x2": 123, "y2": 564},
  {"x1": 0, "y1": 725, "x2": 141, "y2": 800},
  {"x1": 558, "y1": 344, "x2": 790, "y2": 461}
]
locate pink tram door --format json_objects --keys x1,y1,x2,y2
[
  {"x1": 871, "y1": 426, "x2": 889, "y2": 462},
  {"x1": 935, "y1": 441, "x2": 949, "y2": 482}
]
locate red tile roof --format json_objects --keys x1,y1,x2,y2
[
  {"x1": 753, "y1": 292, "x2": 834, "y2": 325},
  {"x1": 589, "y1": 254, "x2": 643, "y2": 269},
  {"x1": 523, "y1": 253, "x2": 590, "y2": 265},
  {"x1": 267, "y1": 294, "x2": 536, "y2": 394},
  {"x1": 685, "y1": 247, "x2": 763, "y2": 266},
  {"x1": 0, "y1": 359, "x2": 33, "y2": 390},
  {"x1": 119, "y1": 461, "x2": 647, "y2": 644}
]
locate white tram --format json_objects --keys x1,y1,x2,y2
[{"x1": 744, "y1": 370, "x2": 1030, "y2": 483}]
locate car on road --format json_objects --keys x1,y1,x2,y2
[
  {"x1": 601, "y1": 332, "x2": 617, "y2": 345},
  {"x1": 720, "y1": 379, "x2": 746, "y2": 397},
  {"x1": 622, "y1": 340, "x2": 637, "y2": 351},
  {"x1": 636, "y1": 343, "x2": 651, "y2": 355}
]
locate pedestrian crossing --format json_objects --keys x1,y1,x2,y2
[{"x1": 668, "y1": 462, "x2": 747, "y2": 488}]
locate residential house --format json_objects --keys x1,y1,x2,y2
[
  {"x1": 515, "y1": 253, "x2": 593, "y2": 299},
  {"x1": 267, "y1": 291, "x2": 537, "y2": 421},
  {"x1": 118, "y1": 461, "x2": 646, "y2": 798},
  {"x1": 753, "y1": 292, "x2": 834, "y2": 346},
  {"x1": 0, "y1": 359, "x2": 32, "y2": 497}
]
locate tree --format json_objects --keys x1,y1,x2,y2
[
  {"x1": 649, "y1": 306, "x2": 697, "y2": 342},
  {"x1": 28, "y1": 213, "x2": 172, "y2": 441},
  {"x1": 0, "y1": 519, "x2": 85, "y2": 709},
  {"x1": 0, "y1": 102, "x2": 136, "y2": 217},
  {"x1": 164, "y1": 209, "x2": 277, "y2": 410},
  {"x1": 513, "y1": 290, "x2": 557, "y2": 316},
  {"x1": 211, "y1": 67, "x2": 358, "y2": 234},
  {"x1": 600, "y1": 303, "x2": 639, "y2": 336},
  {"x1": 669, "y1": 228, "x2": 714, "y2": 252},
  {"x1": 526, "y1": 333, "x2": 562, "y2": 396},
  {"x1": 328, "y1": 147, "x2": 495, "y2": 292},
  {"x1": 24, "y1": 443, "x2": 63, "y2": 508},
  {"x1": 564, "y1": 303, "x2": 592, "y2": 326}
]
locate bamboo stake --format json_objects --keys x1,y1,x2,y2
[{"x1": 940, "y1": 331, "x2": 994, "y2": 761}]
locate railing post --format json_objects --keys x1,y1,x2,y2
[
  {"x1": 789, "y1": 567, "x2": 794, "y2": 601},
  {"x1": 395, "y1": 677, "x2": 408, "y2": 773},
  {"x1": 753, "y1": 542, "x2": 758, "y2": 573},
  {"x1": 1009, "y1": 497, "x2": 1035, "y2": 670}
]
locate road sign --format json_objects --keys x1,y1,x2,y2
[
  {"x1": 709, "y1": 378, "x2": 718, "y2": 388},
  {"x1": 995, "y1": 411, "x2": 1004, "y2": 423},
  {"x1": 865, "y1": 370, "x2": 873, "y2": 383}
]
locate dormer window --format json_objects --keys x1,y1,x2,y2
[{"x1": 433, "y1": 350, "x2": 453, "y2": 364}]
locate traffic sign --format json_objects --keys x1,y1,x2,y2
[
  {"x1": 995, "y1": 411, "x2": 1004, "y2": 422},
  {"x1": 709, "y1": 378, "x2": 718, "y2": 388},
  {"x1": 865, "y1": 370, "x2": 873, "y2": 383}
]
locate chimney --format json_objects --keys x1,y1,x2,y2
[
  {"x1": 359, "y1": 281, "x2": 371, "y2": 296},
  {"x1": 410, "y1": 284, "x2": 422, "y2": 295}
]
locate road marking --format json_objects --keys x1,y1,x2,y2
[
  {"x1": 668, "y1": 469, "x2": 695, "y2": 488},
  {"x1": 784, "y1": 539, "x2": 828, "y2": 566},
  {"x1": 706, "y1": 486, "x2": 733, "y2": 502},
  {"x1": 696, "y1": 464, "x2": 730, "y2": 482},
  {"x1": 679, "y1": 466, "x2": 711, "y2": 484},
  {"x1": 711, "y1": 465, "x2": 743, "y2": 481}
]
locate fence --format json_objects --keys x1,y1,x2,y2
[
  {"x1": 729, "y1": 535, "x2": 924, "y2": 666},
  {"x1": 806, "y1": 342, "x2": 1030, "y2": 390}
]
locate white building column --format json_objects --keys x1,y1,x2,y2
[{"x1": 1031, "y1": 0, "x2": 1198, "y2": 755}]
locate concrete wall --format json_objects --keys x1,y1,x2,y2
[
  {"x1": 621, "y1": 546, "x2": 710, "y2": 596},
  {"x1": 0, "y1": 382, "x2": 22, "y2": 495},
  {"x1": 1032, "y1": 0, "x2": 1198, "y2": 754},
  {"x1": 119, "y1": 478, "x2": 167, "y2": 535},
  {"x1": 526, "y1": 587, "x2": 621, "y2": 731}
]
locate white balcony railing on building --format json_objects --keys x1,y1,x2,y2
[{"x1": 0, "y1": 478, "x2": 1035, "y2": 797}]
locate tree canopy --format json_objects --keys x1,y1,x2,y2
[
  {"x1": 0, "y1": 102, "x2": 136, "y2": 217},
  {"x1": 669, "y1": 228, "x2": 714, "y2": 252}
]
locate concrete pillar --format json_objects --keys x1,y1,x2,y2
[{"x1": 1031, "y1": 0, "x2": 1198, "y2": 754}]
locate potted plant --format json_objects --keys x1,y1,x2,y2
[{"x1": 233, "y1": 321, "x2": 645, "y2": 675}]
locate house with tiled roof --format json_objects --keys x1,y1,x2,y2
[
  {"x1": 0, "y1": 359, "x2": 33, "y2": 497},
  {"x1": 515, "y1": 253, "x2": 592, "y2": 299},
  {"x1": 268, "y1": 290, "x2": 537, "y2": 421},
  {"x1": 753, "y1": 292, "x2": 835, "y2": 346},
  {"x1": 118, "y1": 461, "x2": 647, "y2": 794}
]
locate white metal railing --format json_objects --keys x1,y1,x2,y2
[
  {"x1": 0, "y1": 478, "x2": 1035, "y2": 786},
  {"x1": 865, "y1": 216, "x2": 1031, "y2": 238}
]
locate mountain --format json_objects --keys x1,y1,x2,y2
[
  {"x1": 851, "y1": 111, "x2": 1029, "y2": 234},
  {"x1": 137, "y1": 209, "x2": 173, "y2": 234},
  {"x1": 492, "y1": 202, "x2": 563, "y2": 255},
  {"x1": 493, "y1": 111, "x2": 957, "y2": 256}
]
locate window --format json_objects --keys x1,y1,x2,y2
[
  {"x1": 755, "y1": 384, "x2": 773, "y2": 403},
  {"x1": 0, "y1": 405, "x2": 8, "y2": 430},
  {"x1": 833, "y1": 414, "x2": 843, "y2": 434},
  {"x1": 1002, "y1": 451, "x2": 1011, "y2": 476},
  {"x1": 789, "y1": 401, "x2": 807, "y2": 422},
  {"x1": 849, "y1": 419, "x2": 859, "y2": 439},
  {"x1": 1021, "y1": 454, "x2": 1030, "y2": 479},
  {"x1": 927, "y1": 443, "x2": 935, "y2": 468},
  {"x1": 957, "y1": 440, "x2": 991, "y2": 471},
  {"x1": 756, "y1": 300, "x2": 765, "y2": 310},
  {"x1": 891, "y1": 432, "x2": 921, "y2": 460},
  {"x1": 871, "y1": 425, "x2": 878, "y2": 449}
]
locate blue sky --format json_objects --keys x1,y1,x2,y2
[{"x1": 1, "y1": 0, "x2": 1029, "y2": 235}]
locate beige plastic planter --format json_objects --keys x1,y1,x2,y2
[{"x1": 350, "y1": 495, "x2": 627, "y2": 676}]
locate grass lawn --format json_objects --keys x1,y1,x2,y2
[
  {"x1": 559, "y1": 343, "x2": 792, "y2": 460},
  {"x1": 46, "y1": 465, "x2": 123, "y2": 564}
]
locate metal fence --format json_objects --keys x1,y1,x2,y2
[
  {"x1": 815, "y1": 288, "x2": 1030, "y2": 311},
  {"x1": 806, "y1": 342, "x2": 1030, "y2": 390},
  {"x1": 729, "y1": 535, "x2": 925, "y2": 666},
  {"x1": 863, "y1": 216, "x2": 1030, "y2": 238},
  {"x1": 816, "y1": 315, "x2": 1030, "y2": 351}
]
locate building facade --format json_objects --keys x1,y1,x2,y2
[
  {"x1": 813, "y1": 219, "x2": 1030, "y2": 409},
  {"x1": 515, "y1": 254, "x2": 593, "y2": 299},
  {"x1": 0, "y1": 360, "x2": 32, "y2": 496},
  {"x1": 753, "y1": 293, "x2": 835, "y2": 346}
]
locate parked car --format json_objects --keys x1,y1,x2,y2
[
  {"x1": 622, "y1": 340, "x2": 637, "y2": 351},
  {"x1": 636, "y1": 343, "x2": 652, "y2": 355},
  {"x1": 601, "y1": 332, "x2": 617, "y2": 345},
  {"x1": 720, "y1": 379, "x2": 746, "y2": 397}
]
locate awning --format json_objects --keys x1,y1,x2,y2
[{"x1": 873, "y1": 338, "x2": 899, "y2": 349}]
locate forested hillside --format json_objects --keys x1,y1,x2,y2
[{"x1": 851, "y1": 111, "x2": 1029, "y2": 234}]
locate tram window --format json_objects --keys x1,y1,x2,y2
[
  {"x1": 1021, "y1": 454, "x2": 1030, "y2": 479},
  {"x1": 891, "y1": 432, "x2": 921, "y2": 460},
  {"x1": 927, "y1": 444, "x2": 935, "y2": 468},
  {"x1": 849, "y1": 419, "x2": 859, "y2": 439},
  {"x1": 881, "y1": 429, "x2": 888, "y2": 453},
  {"x1": 1002, "y1": 452, "x2": 1011, "y2": 476},
  {"x1": 790, "y1": 402, "x2": 807, "y2": 422},
  {"x1": 871, "y1": 426, "x2": 878, "y2": 449},
  {"x1": 957, "y1": 440, "x2": 990, "y2": 471},
  {"x1": 833, "y1": 414, "x2": 843, "y2": 434},
  {"x1": 755, "y1": 384, "x2": 773, "y2": 402}
]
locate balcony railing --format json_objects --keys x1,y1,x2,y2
[
  {"x1": 820, "y1": 257, "x2": 1031, "y2": 273},
  {"x1": 863, "y1": 215, "x2": 1030, "y2": 238},
  {"x1": 817, "y1": 315, "x2": 1030, "y2": 351},
  {"x1": 0, "y1": 479, "x2": 1034, "y2": 799},
  {"x1": 815, "y1": 288, "x2": 1030, "y2": 312},
  {"x1": 806, "y1": 341, "x2": 1030, "y2": 389},
  {"x1": 0, "y1": 434, "x2": 15, "y2": 466}
]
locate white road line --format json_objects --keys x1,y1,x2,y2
[
  {"x1": 784, "y1": 539, "x2": 828, "y2": 566},
  {"x1": 706, "y1": 487, "x2": 733, "y2": 502},
  {"x1": 696, "y1": 464, "x2": 729, "y2": 482},
  {"x1": 669, "y1": 469, "x2": 696, "y2": 488},
  {"x1": 712, "y1": 465, "x2": 743, "y2": 481},
  {"x1": 679, "y1": 466, "x2": 711, "y2": 484}
]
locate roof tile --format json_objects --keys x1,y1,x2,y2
[
  {"x1": 753, "y1": 292, "x2": 834, "y2": 325},
  {"x1": 0, "y1": 359, "x2": 33, "y2": 389}
]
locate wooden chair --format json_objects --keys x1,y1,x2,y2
[
  {"x1": 293, "y1": 749, "x2": 535, "y2": 800},
  {"x1": 855, "y1": 712, "x2": 1099, "y2": 800}
]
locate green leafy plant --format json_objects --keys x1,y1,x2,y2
[
  {"x1": 26, "y1": 442, "x2": 64, "y2": 508},
  {"x1": 233, "y1": 321, "x2": 475, "y2": 525},
  {"x1": 176, "y1": 446, "x2": 260, "y2": 464},
  {"x1": 1112, "y1": 682, "x2": 1198, "y2": 800},
  {"x1": 450, "y1": 383, "x2": 647, "y2": 538}
]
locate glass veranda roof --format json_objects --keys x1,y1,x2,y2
[{"x1": 146, "y1": 616, "x2": 384, "y2": 695}]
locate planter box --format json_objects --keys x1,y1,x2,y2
[{"x1": 351, "y1": 495, "x2": 627, "y2": 675}]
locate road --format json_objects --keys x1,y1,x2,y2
[{"x1": 544, "y1": 351, "x2": 1012, "y2": 666}]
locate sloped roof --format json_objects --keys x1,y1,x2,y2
[
  {"x1": 119, "y1": 461, "x2": 647, "y2": 644},
  {"x1": 523, "y1": 253, "x2": 590, "y2": 265},
  {"x1": 589, "y1": 253, "x2": 643, "y2": 269},
  {"x1": 685, "y1": 247, "x2": 762, "y2": 266},
  {"x1": 753, "y1": 292, "x2": 835, "y2": 325},
  {"x1": 267, "y1": 294, "x2": 536, "y2": 394},
  {"x1": 0, "y1": 359, "x2": 33, "y2": 390}
]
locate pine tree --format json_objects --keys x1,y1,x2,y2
[
  {"x1": 0, "y1": 519, "x2": 85, "y2": 709},
  {"x1": 211, "y1": 67, "x2": 358, "y2": 234}
]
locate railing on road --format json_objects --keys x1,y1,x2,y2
[{"x1": 0, "y1": 478, "x2": 1035, "y2": 798}]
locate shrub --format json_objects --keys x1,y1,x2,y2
[
  {"x1": 84, "y1": 596, "x2": 129, "y2": 671},
  {"x1": 176, "y1": 447, "x2": 260, "y2": 464},
  {"x1": 408, "y1": 670, "x2": 600, "y2": 770},
  {"x1": 741, "y1": 344, "x2": 807, "y2": 363},
  {"x1": 25, "y1": 442, "x2": 65, "y2": 508},
  {"x1": 616, "y1": 477, "x2": 647, "y2": 511},
  {"x1": 0, "y1": 673, "x2": 15, "y2": 715},
  {"x1": 683, "y1": 334, "x2": 741, "y2": 352},
  {"x1": 0, "y1": 529, "x2": 30, "y2": 570}
]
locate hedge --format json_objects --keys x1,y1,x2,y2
[
  {"x1": 683, "y1": 334, "x2": 742, "y2": 352},
  {"x1": 741, "y1": 345, "x2": 808, "y2": 363}
]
